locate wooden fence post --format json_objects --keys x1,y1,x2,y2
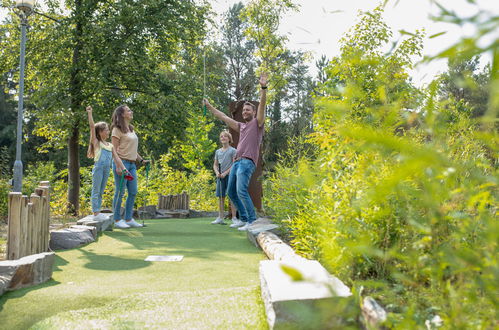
[
  {"x1": 7, "y1": 192, "x2": 22, "y2": 260},
  {"x1": 29, "y1": 193, "x2": 40, "y2": 255},
  {"x1": 19, "y1": 195, "x2": 29, "y2": 258},
  {"x1": 38, "y1": 184, "x2": 50, "y2": 252}
]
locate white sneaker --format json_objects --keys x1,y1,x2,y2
[
  {"x1": 126, "y1": 219, "x2": 143, "y2": 228},
  {"x1": 237, "y1": 222, "x2": 251, "y2": 231},
  {"x1": 230, "y1": 219, "x2": 244, "y2": 228},
  {"x1": 211, "y1": 218, "x2": 226, "y2": 225},
  {"x1": 114, "y1": 220, "x2": 130, "y2": 229}
]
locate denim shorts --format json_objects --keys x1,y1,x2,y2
[{"x1": 216, "y1": 176, "x2": 229, "y2": 197}]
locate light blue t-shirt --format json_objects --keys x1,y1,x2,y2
[{"x1": 215, "y1": 147, "x2": 237, "y2": 173}]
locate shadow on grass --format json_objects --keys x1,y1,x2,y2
[
  {"x1": 102, "y1": 218, "x2": 262, "y2": 261},
  {"x1": 0, "y1": 278, "x2": 60, "y2": 313},
  {"x1": 79, "y1": 249, "x2": 150, "y2": 271}
]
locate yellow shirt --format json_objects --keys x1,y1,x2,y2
[
  {"x1": 94, "y1": 141, "x2": 113, "y2": 162},
  {"x1": 112, "y1": 127, "x2": 138, "y2": 161}
]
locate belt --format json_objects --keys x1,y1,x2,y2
[
  {"x1": 235, "y1": 156, "x2": 254, "y2": 163},
  {"x1": 122, "y1": 158, "x2": 137, "y2": 163}
]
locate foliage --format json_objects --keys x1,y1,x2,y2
[
  {"x1": 265, "y1": 4, "x2": 498, "y2": 328},
  {"x1": 439, "y1": 56, "x2": 490, "y2": 117},
  {"x1": 241, "y1": 0, "x2": 298, "y2": 99}
]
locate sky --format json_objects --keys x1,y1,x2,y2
[
  {"x1": 1, "y1": 0, "x2": 496, "y2": 86},
  {"x1": 210, "y1": 0, "x2": 497, "y2": 86}
]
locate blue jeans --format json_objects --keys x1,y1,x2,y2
[
  {"x1": 91, "y1": 149, "x2": 112, "y2": 213},
  {"x1": 227, "y1": 158, "x2": 256, "y2": 223},
  {"x1": 113, "y1": 160, "x2": 137, "y2": 221}
]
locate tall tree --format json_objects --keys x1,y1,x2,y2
[
  {"x1": 220, "y1": 2, "x2": 257, "y2": 101},
  {"x1": 439, "y1": 56, "x2": 490, "y2": 117},
  {"x1": 0, "y1": 0, "x2": 209, "y2": 214}
]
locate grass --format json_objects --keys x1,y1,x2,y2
[{"x1": 0, "y1": 217, "x2": 268, "y2": 329}]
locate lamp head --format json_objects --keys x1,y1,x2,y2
[{"x1": 15, "y1": 0, "x2": 35, "y2": 16}]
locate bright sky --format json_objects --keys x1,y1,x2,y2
[
  {"x1": 211, "y1": 0, "x2": 497, "y2": 86},
  {"x1": 1, "y1": 0, "x2": 496, "y2": 86}
]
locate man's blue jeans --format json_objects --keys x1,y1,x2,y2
[
  {"x1": 227, "y1": 158, "x2": 256, "y2": 223},
  {"x1": 113, "y1": 160, "x2": 137, "y2": 221}
]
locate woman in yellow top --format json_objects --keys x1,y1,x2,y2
[
  {"x1": 111, "y1": 105, "x2": 149, "y2": 229},
  {"x1": 86, "y1": 106, "x2": 125, "y2": 221}
]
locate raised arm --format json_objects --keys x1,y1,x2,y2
[
  {"x1": 86, "y1": 106, "x2": 98, "y2": 147},
  {"x1": 203, "y1": 98, "x2": 240, "y2": 132},
  {"x1": 257, "y1": 73, "x2": 268, "y2": 127}
]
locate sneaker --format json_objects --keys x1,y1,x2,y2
[
  {"x1": 211, "y1": 218, "x2": 226, "y2": 225},
  {"x1": 230, "y1": 219, "x2": 244, "y2": 228},
  {"x1": 114, "y1": 219, "x2": 130, "y2": 229},
  {"x1": 237, "y1": 222, "x2": 252, "y2": 231},
  {"x1": 126, "y1": 219, "x2": 143, "y2": 228}
]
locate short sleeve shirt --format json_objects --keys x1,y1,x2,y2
[
  {"x1": 112, "y1": 127, "x2": 138, "y2": 161},
  {"x1": 215, "y1": 147, "x2": 237, "y2": 173},
  {"x1": 235, "y1": 118, "x2": 264, "y2": 164}
]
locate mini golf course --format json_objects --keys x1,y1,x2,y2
[{"x1": 0, "y1": 218, "x2": 268, "y2": 329}]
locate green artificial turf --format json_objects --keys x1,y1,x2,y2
[{"x1": 0, "y1": 218, "x2": 268, "y2": 329}]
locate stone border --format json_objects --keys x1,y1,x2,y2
[
  {"x1": 250, "y1": 224, "x2": 386, "y2": 329},
  {"x1": 0, "y1": 252, "x2": 55, "y2": 296}
]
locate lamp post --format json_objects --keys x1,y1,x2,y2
[{"x1": 12, "y1": 0, "x2": 34, "y2": 192}]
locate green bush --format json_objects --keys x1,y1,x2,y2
[{"x1": 264, "y1": 5, "x2": 498, "y2": 328}]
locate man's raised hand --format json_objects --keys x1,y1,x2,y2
[{"x1": 259, "y1": 72, "x2": 269, "y2": 88}]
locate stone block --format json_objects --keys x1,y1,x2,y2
[
  {"x1": 0, "y1": 252, "x2": 55, "y2": 295},
  {"x1": 49, "y1": 227, "x2": 95, "y2": 250},
  {"x1": 260, "y1": 259, "x2": 353, "y2": 329},
  {"x1": 70, "y1": 225, "x2": 97, "y2": 239},
  {"x1": 138, "y1": 205, "x2": 157, "y2": 219},
  {"x1": 76, "y1": 214, "x2": 113, "y2": 232}
]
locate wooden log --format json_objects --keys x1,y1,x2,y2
[
  {"x1": 7, "y1": 193, "x2": 23, "y2": 260},
  {"x1": 29, "y1": 194, "x2": 40, "y2": 255},
  {"x1": 35, "y1": 188, "x2": 44, "y2": 253},
  {"x1": 256, "y1": 231, "x2": 305, "y2": 262},
  {"x1": 186, "y1": 194, "x2": 190, "y2": 210},
  {"x1": 19, "y1": 196, "x2": 29, "y2": 258},
  {"x1": 39, "y1": 186, "x2": 50, "y2": 252},
  {"x1": 157, "y1": 194, "x2": 162, "y2": 209},
  {"x1": 39, "y1": 182, "x2": 51, "y2": 253}
]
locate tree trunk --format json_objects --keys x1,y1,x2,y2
[
  {"x1": 67, "y1": 125, "x2": 80, "y2": 215},
  {"x1": 67, "y1": 0, "x2": 84, "y2": 215}
]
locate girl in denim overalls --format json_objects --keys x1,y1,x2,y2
[{"x1": 86, "y1": 106, "x2": 125, "y2": 221}]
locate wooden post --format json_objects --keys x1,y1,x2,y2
[
  {"x1": 7, "y1": 192, "x2": 22, "y2": 260},
  {"x1": 29, "y1": 194, "x2": 40, "y2": 255},
  {"x1": 35, "y1": 188, "x2": 44, "y2": 253},
  {"x1": 19, "y1": 196, "x2": 29, "y2": 258},
  {"x1": 186, "y1": 194, "x2": 190, "y2": 211},
  {"x1": 39, "y1": 182, "x2": 50, "y2": 253},
  {"x1": 39, "y1": 186, "x2": 50, "y2": 252}
]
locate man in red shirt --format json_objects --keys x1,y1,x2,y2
[{"x1": 203, "y1": 73, "x2": 268, "y2": 231}]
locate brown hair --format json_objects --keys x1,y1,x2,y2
[
  {"x1": 243, "y1": 101, "x2": 256, "y2": 111},
  {"x1": 87, "y1": 122, "x2": 109, "y2": 158},
  {"x1": 220, "y1": 130, "x2": 233, "y2": 143},
  {"x1": 111, "y1": 104, "x2": 134, "y2": 134}
]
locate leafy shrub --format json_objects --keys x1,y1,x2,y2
[{"x1": 265, "y1": 5, "x2": 498, "y2": 327}]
